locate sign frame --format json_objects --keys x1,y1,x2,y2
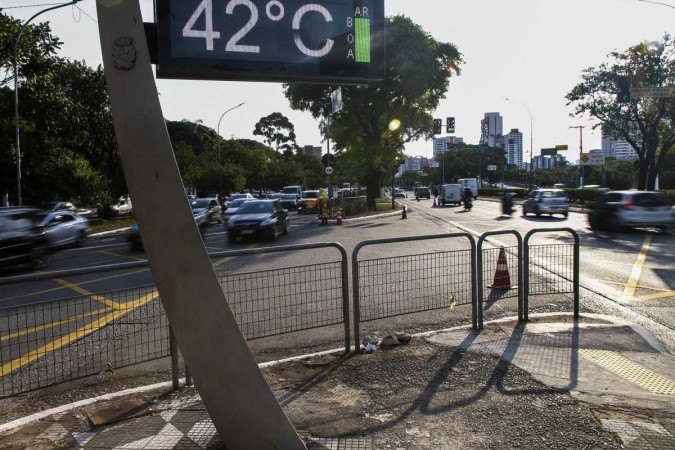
[{"x1": 155, "y1": 0, "x2": 386, "y2": 84}]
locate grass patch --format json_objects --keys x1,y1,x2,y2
[{"x1": 88, "y1": 217, "x2": 136, "y2": 234}]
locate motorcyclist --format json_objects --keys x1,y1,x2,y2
[
  {"x1": 462, "y1": 187, "x2": 473, "y2": 210},
  {"x1": 501, "y1": 192, "x2": 514, "y2": 215}
]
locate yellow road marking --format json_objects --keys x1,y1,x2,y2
[
  {"x1": 0, "y1": 307, "x2": 111, "y2": 343},
  {"x1": 622, "y1": 235, "x2": 652, "y2": 299},
  {"x1": 0, "y1": 292, "x2": 157, "y2": 377},
  {"x1": 97, "y1": 249, "x2": 147, "y2": 262},
  {"x1": 579, "y1": 349, "x2": 675, "y2": 396},
  {"x1": 597, "y1": 279, "x2": 671, "y2": 292},
  {"x1": 634, "y1": 290, "x2": 675, "y2": 302},
  {"x1": 54, "y1": 278, "x2": 120, "y2": 310},
  {"x1": 213, "y1": 242, "x2": 260, "y2": 267}
]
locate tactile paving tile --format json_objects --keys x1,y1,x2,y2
[
  {"x1": 579, "y1": 349, "x2": 675, "y2": 395},
  {"x1": 602, "y1": 419, "x2": 675, "y2": 450},
  {"x1": 309, "y1": 437, "x2": 372, "y2": 450}
]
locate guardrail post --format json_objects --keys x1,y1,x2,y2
[
  {"x1": 573, "y1": 232, "x2": 580, "y2": 319},
  {"x1": 523, "y1": 237, "x2": 530, "y2": 322},
  {"x1": 470, "y1": 236, "x2": 478, "y2": 331},
  {"x1": 169, "y1": 326, "x2": 179, "y2": 390},
  {"x1": 476, "y1": 240, "x2": 484, "y2": 330},
  {"x1": 336, "y1": 244, "x2": 351, "y2": 354},
  {"x1": 352, "y1": 249, "x2": 362, "y2": 352}
]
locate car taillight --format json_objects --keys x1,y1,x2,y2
[{"x1": 622, "y1": 199, "x2": 634, "y2": 210}]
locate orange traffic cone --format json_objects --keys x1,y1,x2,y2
[
  {"x1": 336, "y1": 209, "x2": 343, "y2": 225},
  {"x1": 488, "y1": 247, "x2": 513, "y2": 290}
]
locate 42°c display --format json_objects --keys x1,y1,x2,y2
[{"x1": 155, "y1": 0, "x2": 385, "y2": 83}]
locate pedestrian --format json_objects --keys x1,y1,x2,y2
[{"x1": 318, "y1": 189, "x2": 329, "y2": 225}]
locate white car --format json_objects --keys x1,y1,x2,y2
[
  {"x1": 394, "y1": 188, "x2": 407, "y2": 198},
  {"x1": 588, "y1": 191, "x2": 673, "y2": 231},
  {"x1": 36, "y1": 210, "x2": 90, "y2": 248}
]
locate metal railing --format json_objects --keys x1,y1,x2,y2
[
  {"x1": 0, "y1": 242, "x2": 350, "y2": 397},
  {"x1": 352, "y1": 233, "x2": 477, "y2": 345},
  {"x1": 477, "y1": 231, "x2": 523, "y2": 329},
  {"x1": 524, "y1": 228, "x2": 580, "y2": 320}
]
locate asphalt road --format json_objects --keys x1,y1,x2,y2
[{"x1": 0, "y1": 196, "x2": 673, "y2": 396}]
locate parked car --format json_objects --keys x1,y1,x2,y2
[
  {"x1": 35, "y1": 210, "x2": 89, "y2": 248},
  {"x1": 223, "y1": 198, "x2": 250, "y2": 223},
  {"x1": 439, "y1": 184, "x2": 462, "y2": 206},
  {"x1": 190, "y1": 198, "x2": 222, "y2": 224},
  {"x1": 0, "y1": 208, "x2": 49, "y2": 270},
  {"x1": 297, "y1": 190, "x2": 320, "y2": 214},
  {"x1": 273, "y1": 193, "x2": 299, "y2": 210},
  {"x1": 43, "y1": 201, "x2": 77, "y2": 212},
  {"x1": 522, "y1": 189, "x2": 569, "y2": 218},
  {"x1": 227, "y1": 199, "x2": 289, "y2": 243},
  {"x1": 588, "y1": 191, "x2": 673, "y2": 232},
  {"x1": 394, "y1": 188, "x2": 407, "y2": 198}
]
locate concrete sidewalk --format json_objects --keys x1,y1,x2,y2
[{"x1": 1, "y1": 313, "x2": 674, "y2": 449}]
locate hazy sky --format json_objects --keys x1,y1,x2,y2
[{"x1": 5, "y1": 0, "x2": 675, "y2": 163}]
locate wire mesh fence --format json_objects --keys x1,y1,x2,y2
[
  {"x1": 527, "y1": 244, "x2": 575, "y2": 295},
  {"x1": 0, "y1": 286, "x2": 168, "y2": 398},
  {"x1": 0, "y1": 252, "x2": 347, "y2": 397},
  {"x1": 357, "y1": 249, "x2": 474, "y2": 322}
]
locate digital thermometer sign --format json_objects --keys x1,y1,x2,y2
[{"x1": 156, "y1": 0, "x2": 385, "y2": 83}]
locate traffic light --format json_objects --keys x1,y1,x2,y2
[
  {"x1": 617, "y1": 75, "x2": 631, "y2": 103},
  {"x1": 433, "y1": 119, "x2": 442, "y2": 135},
  {"x1": 446, "y1": 117, "x2": 455, "y2": 134}
]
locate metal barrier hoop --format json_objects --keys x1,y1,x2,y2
[
  {"x1": 352, "y1": 232, "x2": 477, "y2": 348},
  {"x1": 476, "y1": 230, "x2": 523, "y2": 329},
  {"x1": 523, "y1": 228, "x2": 580, "y2": 320}
]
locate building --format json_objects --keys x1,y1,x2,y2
[
  {"x1": 397, "y1": 156, "x2": 430, "y2": 176},
  {"x1": 601, "y1": 131, "x2": 638, "y2": 161},
  {"x1": 432, "y1": 136, "x2": 464, "y2": 156},
  {"x1": 532, "y1": 154, "x2": 566, "y2": 170},
  {"x1": 301, "y1": 145, "x2": 322, "y2": 158},
  {"x1": 480, "y1": 112, "x2": 504, "y2": 148},
  {"x1": 504, "y1": 128, "x2": 524, "y2": 167}
]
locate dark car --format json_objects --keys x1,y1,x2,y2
[
  {"x1": 272, "y1": 193, "x2": 299, "y2": 211},
  {"x1": 227, "y1": 200, "x2": 289, "y2": 243},
  {"x1": 0, "y1": 208, "x2": 49, "y2": 270},
  {"x1": 190, "y1": 198, "x2": 222, "y2": 224},
  {"x1": 414, "y1": 187, "x2": 431, "y2": 199}
]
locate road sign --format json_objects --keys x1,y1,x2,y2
[
  {"x1": 429, "y1": 161, "x2": 440, "y2": 168},
  {"x1": 605, "y1": 156, "x2": 616, "y2": 161},
  {"x1": 541, "y1": 148, "x2": 557, "y2": 157},
  {"x1": 631, "y1": 86, "x2": 675, "y2": 99},
  {"x1": 331, "y1": 87, "x2": 343, "y2": 113},
  {"x1": 321, "y1": 153, "x2": 336, "y2": 168},
  {"x1": 156, "y1": 0, "x2": 385, "y2": 84},
  {"x1": 555, "y1": 144, "x2": 568, "y2": 151},
  {"x1": 487, "y1": 165, "x2": 497, "y2": 171},
  {"x1": 324, "y1": 166, "x2": 334, "y2": 175},
  {"x1": 580, "y1": 152, "x2": 604, "y2": 166}
]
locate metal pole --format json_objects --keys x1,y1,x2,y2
[
  {"x1": 216, "y1": 102, "x2": 245, "y2": 195},
  {"x1": 13, "y1": 0, "x2": 81, "y2": 205},
  {"x1": 169, "y1": 327, "x2": 179, "y2": 390}
]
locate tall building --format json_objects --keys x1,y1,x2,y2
[
  {"x1": 532, "y1": 154, "x2": 566, "y2": 170},
  {"x1": 480, "y1": 112, "x2": 503, "y2": 148},
  {"x1": 601, "y1": 130, "x2": 638, "y2": 161},
  {"x1": 301, "y1": 145, "x2": 322, "y2": 158},
  {"x1": 433, "y1": 136, "x2": 464, "y2": 156},
  {"x1": 505, "y1": 128, "x2": 523, "y2": 167},
  {"x1": 396, "y1": 156, "x2": 429, "y2": 176}
]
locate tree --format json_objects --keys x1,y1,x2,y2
[
  {"x1": 566, "y1": 34, "x2": 675, "y2": 190},
  {"x1": 252, "y1": 112, "x2": 298, "y2": 156},
  {"x1": 284, "y1": 16, "x2": 462, "y2": 208}
]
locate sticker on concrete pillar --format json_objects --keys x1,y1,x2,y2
[{"x1": 113, "y1": 37, "x2": 137, "y2": 70}]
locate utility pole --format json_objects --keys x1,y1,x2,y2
[{"x1": 570, "y1": 125, "x2": 585, "y2": 208}]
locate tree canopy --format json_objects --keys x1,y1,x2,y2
[
  {"x1": 284, "y1": 15, "x2": 462, "y2": 207},
  {"x1": 566, "y1": 33, "x2": 674, "y2": 190},
  {"x1": 252, "y1": 112, "x2": 298, "y2": 156}
]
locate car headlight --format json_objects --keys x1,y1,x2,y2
[{"x1": 261, "y1": 218, "x2": 275, "y2": 226}]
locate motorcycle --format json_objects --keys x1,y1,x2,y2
[
  {"x1": 501, "y1": 194, "x2": 514, "y2": 215},
  {"x1": 463, "y1": 197, "x2": 473, "y2": 211}
]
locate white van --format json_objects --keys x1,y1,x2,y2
[
  {"x1": 439, "y1": 184, "x2": 462, "y2": 206},
  {"x1": 458, "y1": 179, "x2": 478, "y2": 199}
]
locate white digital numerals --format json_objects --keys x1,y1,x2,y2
[{"x1": 181, "y1": 0, "x2": 334, "y2": 58}]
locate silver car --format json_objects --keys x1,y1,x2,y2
[
  {"x1": 36, "y1": 210, "x2": 90, "y2": 248},
  {"x1": 588, "y1": 191, "x2": 673, "y2": 231},
  {"x1": 522, "y1": 189, "x2": 569, "y2": 218}
]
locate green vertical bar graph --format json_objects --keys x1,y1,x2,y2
[{"x1": 355, "y1": 18, "x2": 371, "y2": 63}]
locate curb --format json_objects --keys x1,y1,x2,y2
[{"x1": 1, "y1": 312, "x2": 667, "y2": 433}]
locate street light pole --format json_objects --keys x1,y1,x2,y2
[
  {"x1": 13, "y1": 0, "x2": 81, "y2": 205},
  {"x1": 216, "y1": 102, "x2": 245, "y2": 195},
  {"x1": 504, "y1": 97, "x2": 533, "y2": 189}
]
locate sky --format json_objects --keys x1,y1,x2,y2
[{"x1": 5, "y1": 0, "x2": 675, "y2": 164}]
